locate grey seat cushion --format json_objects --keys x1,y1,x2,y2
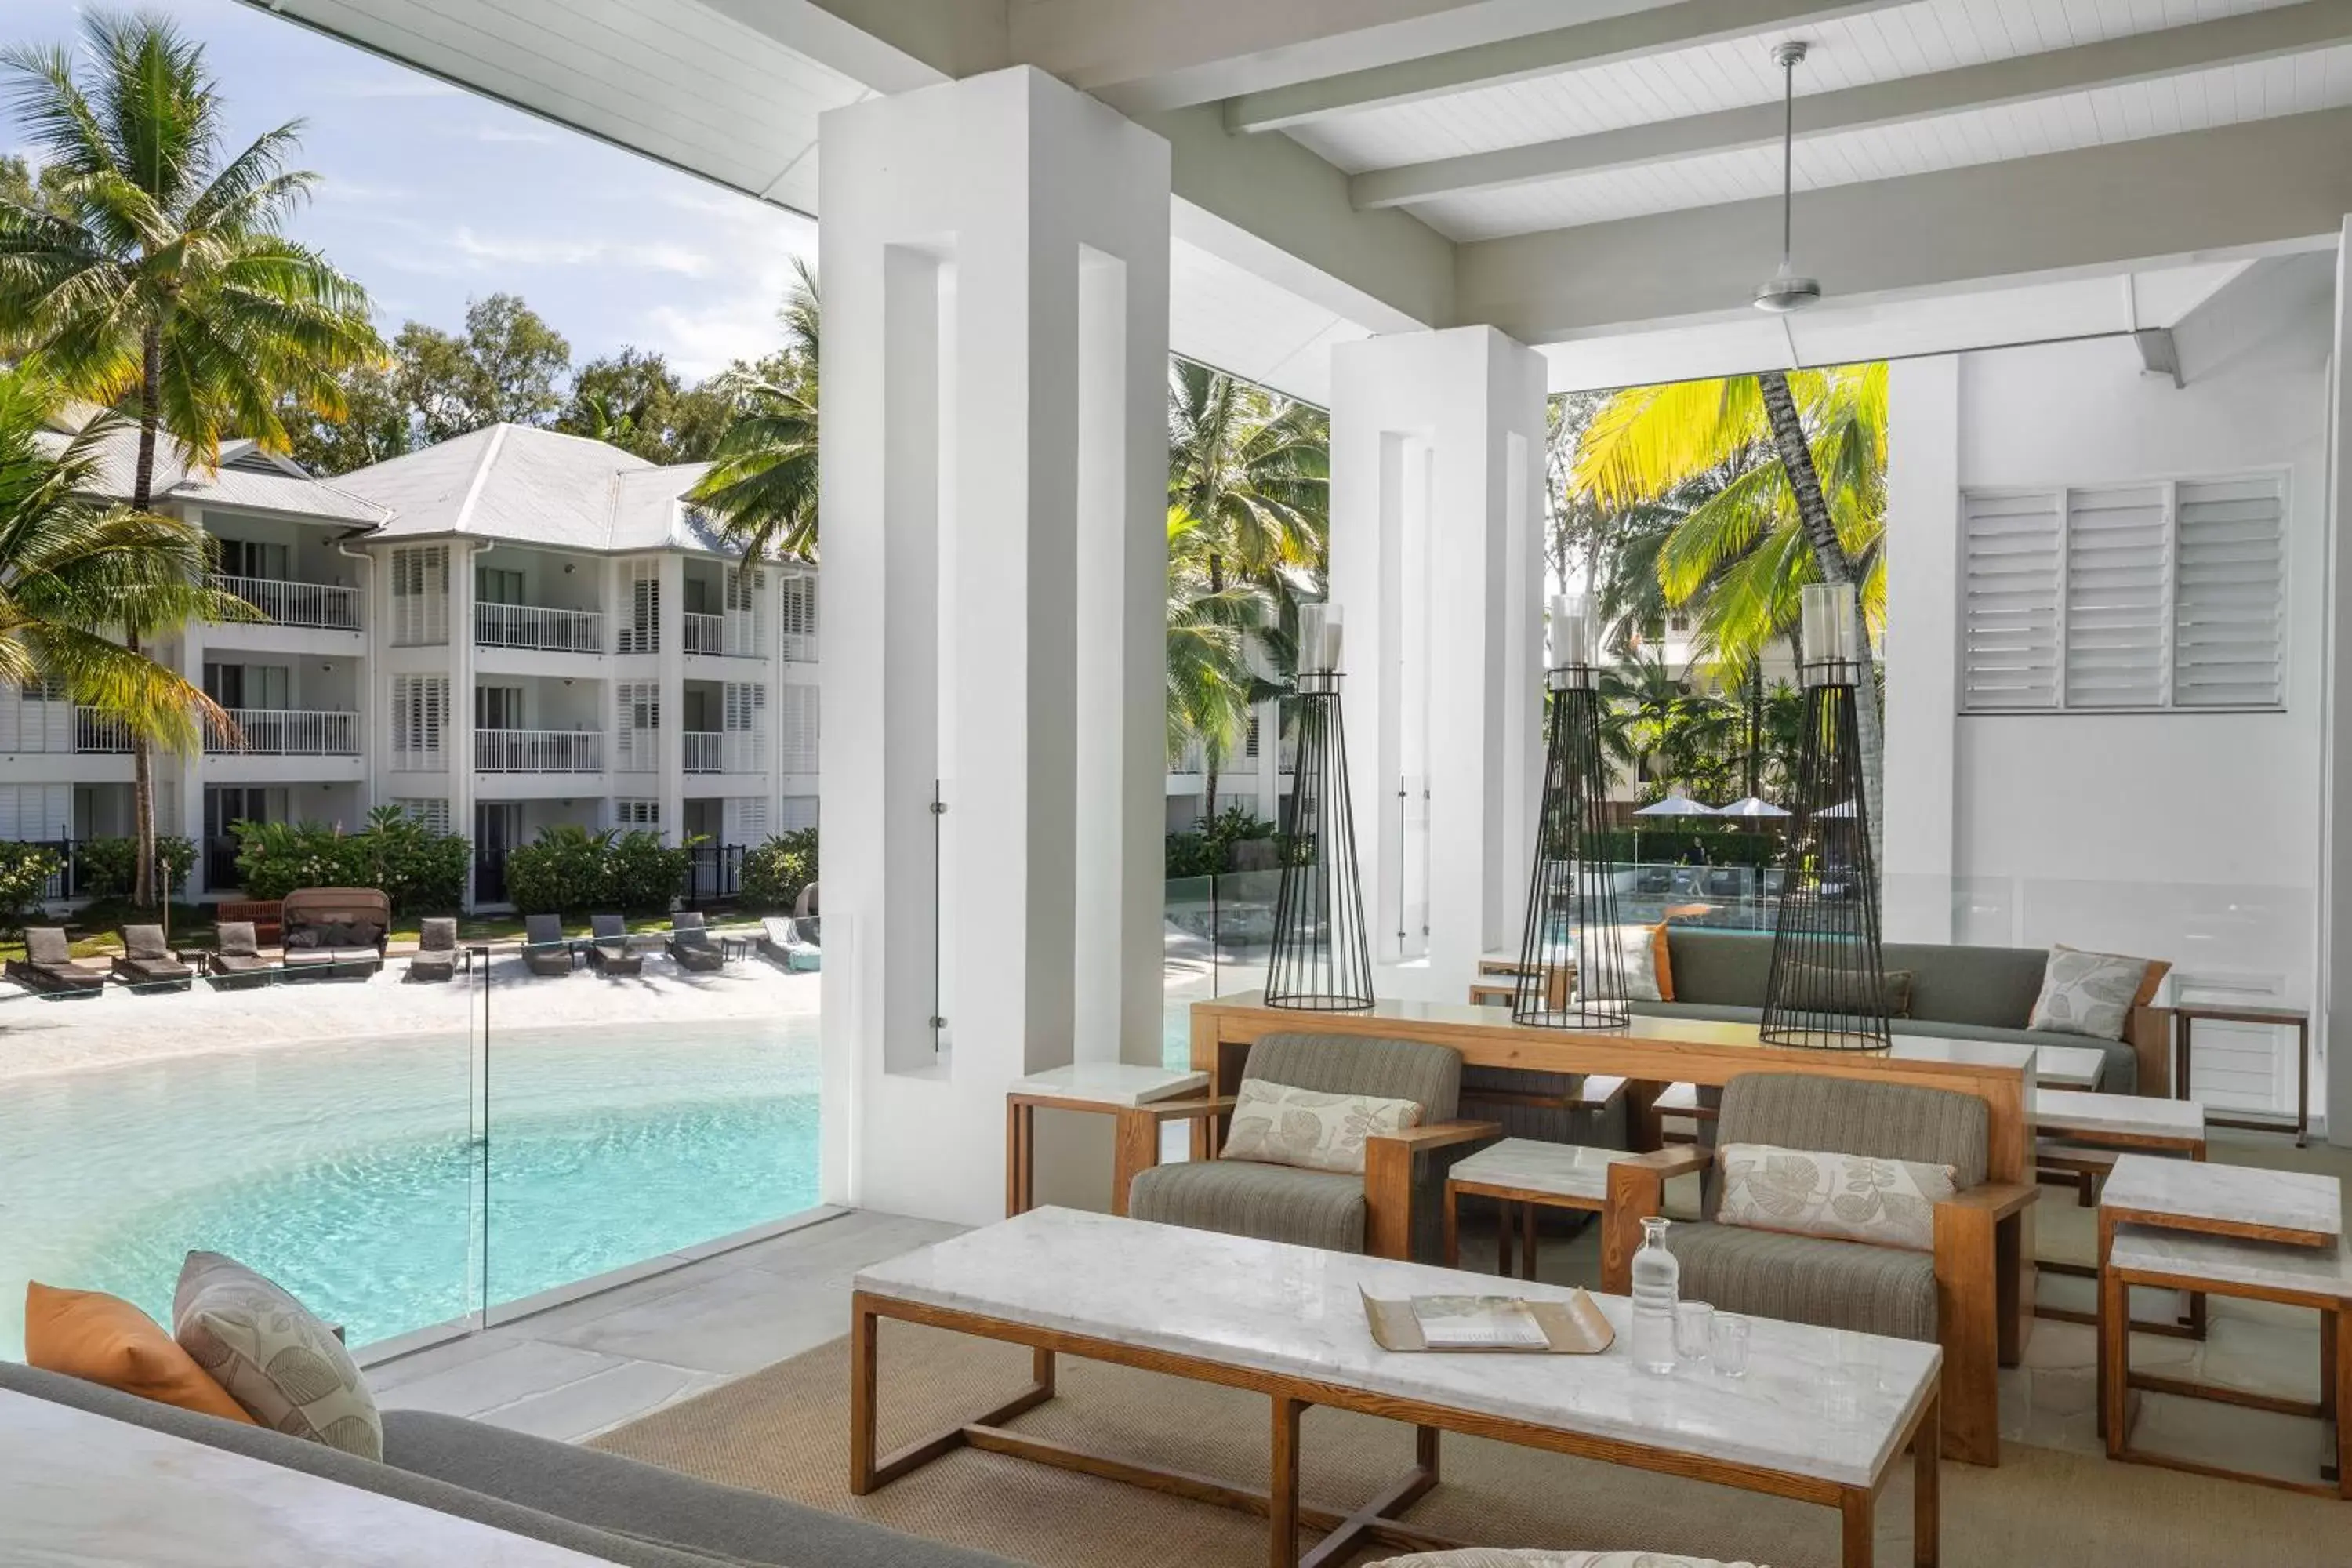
[
  {"x1": 1244, "y1": 1032, "x2": 1461, "y2": 1120},
  {"x1": 1129, "y1": 1157, "x2": 1367, "y2": 1253},
  {"x1": 1636, "y1": 999, "x2": 2139, "y2": 1093},
  {"x1": 1665, "y1": 1221, "x2": 1938, "y2": 1342}
]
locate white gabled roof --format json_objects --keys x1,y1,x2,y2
[
  {"x1": 34, "y1": 424, "x2": 387, "y2": 525},
  {"x1": 336, "y1": 423, "x2": 743, "y2": 557}
]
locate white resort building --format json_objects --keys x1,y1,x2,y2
[{"x1": 18, "y1": 419, "x2": 820, "y2": 909}]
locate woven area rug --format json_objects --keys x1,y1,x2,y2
[{"x1": 590, "y1": 1324, "x2": 2343, "y2": 1567}]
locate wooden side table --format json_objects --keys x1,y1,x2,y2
[
  {"x1": 2172, "y1": 1002, "x2": 2312, "y2": 1146},
  {"x1": 1443, "y1": 1138, "x2": 1632, "y2": 1280},
  {"x1": 2034, "y1": 1091, "x2": 2205, "y2": 1332},
  {"x1": 1004, "y1": 1064, "x2": 1209, "y2": 1218}
]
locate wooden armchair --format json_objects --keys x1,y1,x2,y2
[
  {"x1": 1119, "y1": 1033, "x2": 1496, "y2": 1262},
  {"x1": 1600, "y1": 1073, "x2": 2036, "y2": 1469}
]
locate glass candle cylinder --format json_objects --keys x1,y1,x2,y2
[
  {"x1": 1549, "y1": 593, "x2": 1592, "y2": 669},
  {"x1": 1801, "y1": 581, "x2": 1859, "y2": 666},
  {"x1": 1299, "y1": 602, "x2": 1328, "y2": 676}
]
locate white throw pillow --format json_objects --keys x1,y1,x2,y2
[
  {"x1": 2027, "y1": 945, "x2": 2162, "y2": 1041},
  {"x1": 173, "y1": 1251, "x2": 382, "y2": 1459},
  {"x1": 1580, "y1": 924, "x2": 1666, "y2": 1004},
  {"x1": 1715, "y1": 1143, "x2": 1955, "y2": 1254},
  {"x1": 1221, "y1": 1078, "x2": 1422, "y2": 1175}
]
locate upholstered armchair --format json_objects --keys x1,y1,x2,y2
[
  {"x1": 1600, "y1": 1073, "x2": 2035, "y2": 1469},
  {"x1": 1121, "y1": 1033, "x2": 1497, "y2": 1262}
]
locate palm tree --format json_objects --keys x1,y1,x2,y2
[
  {"x1": 1167, "y1": 506, "x2": 1279, "y2": 815},
  {"x1": 0, "y1": 370, "x2": 245, "y2": 794},
  {"x1": 1573, "y1": 364, "x2": 1888, "y2": 866},
  {"x1": 1165, "y1": 360, "x2": 1327, "y2": 818},
  {"x1": 690, "y1": 257, "x2": 819, "y2": 561},
  {"x1": 0, "y1": 13, "x2": 382, "y2": 904}
]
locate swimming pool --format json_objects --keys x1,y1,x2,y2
[{"x1": 0, "y1": 1017, "x2": 819, "y2": 1357}]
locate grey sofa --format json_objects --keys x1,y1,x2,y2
[
  {"x1": 1635, "y1": 927, "x2": 2165, "y2": 1093},
  {"x1": 0, "y1": 1360, "x2": 1011, "y2": 1568}
]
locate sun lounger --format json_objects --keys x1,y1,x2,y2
[
  {"x1": 586, "y1": 913, "x2": 642, "y2": 976},
  {"x1": 7, "y1": 928, "x2": 106, "y2": 995},
  {"x1": 758, "y1": 916, "x2": 821, "y2": 973},
  {"x1": 521, "y1": 913, "x2": 573, "y2": 976},
  {"x1": 112, "y1": 925, "x2": 193, "y2": 989},
  {"x1": 208, "y1": 921, "x2": 272, "y2": 988},
  {"x1": 666, "y1": 910, "x2": 725, "y2": 972},
  {"x1": 407, "y1": 917, "x2": 465, "y2": 983}
]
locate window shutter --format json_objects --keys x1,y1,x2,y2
[
  {"x1": 392, "y1": 797, "x2": 451, "y2": 834},
  {"x1": 778, "y1": 795, "x2": 818, "y2": 832},
  {"x1": 777, "y1": 684, "x2": 818, "y2": 774},
  {"x1": 2060, "y1": 485, "x2": 2170, "y2": 709},
  {"x1": 390, "y1": 546, "x2": 448, "y2": 646},
  {"x1": 778, "y1": 571, "x2": 817, "y2": 660},
  {"x1": 620, "y1": 561, "x2": 661, "y2": 653},
  {"x1": 391, "y1": 676, "x2": 448, "y2": 765},
  {"x1": 2174, "y1": 475, "x2": 2285, "y2": 709},
  {"x1": 1959, "y1": 491, "x2": 2063, "y2": 711}
]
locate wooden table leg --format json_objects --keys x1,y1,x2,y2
[
  {"x1": 2334, "y1": 1307, "x2": 2350, "y2": 1497},
  {"x1": 1838, "y1": 1488, "x2": 1873, "y2": 1568},
  {"x1": 1497, "y1": 1200, "x2": 1513, "y2": 1277},
  {"x1": 1913, "y1": 1394, "x2": 1940, "y2": 1568},
  {"x1": 1269, "y1": 1394, "x2": 1302, "y2": 1568},
  {"x1": 1519, "y1": 1201, "x2": 1538, "y2": 1283},
  {"x1": 2099, "y1": 1214, "x2": 2126, "y2": 1453},
  {"x1": 850, "y1": 1301, "x2": 879, "y2": 1494},
  {"x1": 1113, "y1": 1106, "x2": 1159, "y2": 1218},
  {"x1": 1443, "y1": 1185, "x2": 1460, "y2": 1269}
]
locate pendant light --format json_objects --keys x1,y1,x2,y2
[{"x1": 1753, "y1": 40, "x2": 1821, "y2": 314}]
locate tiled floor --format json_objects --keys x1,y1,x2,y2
[{"x1": 363, "y1": 1210, "x2": 961, "y2": 1442}]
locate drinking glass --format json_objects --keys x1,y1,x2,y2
[
  {"x1": 1672, "y1": 1301, "x2": 1713, "y2": 1367},
  {"x1": 1710, "y1": 1312, "x2": 1751, "y2": 1377}
]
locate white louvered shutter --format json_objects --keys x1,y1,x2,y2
[
  {"x1": 776, "y1": 684, "x2": 818, "y2": 774},
  {"x1": 777, "y1": 795, "x2": 818, "y2": 831},
  {"x1": 2061, "y1": 485, "x2": 2171, "y2": 709},
  {"x1": 620, "y1": 561, "x2": 660, "y2": 653},
  {"x1": 391, "y1": 676, "x2": 448, "y2": 766},
  {"x1": 615, "y1": 681, "x2": 659, "y2": 772},
  {"x1": 1959, "y1": 491, "x2": 2063, "y2": 711},
  {"x1": 390, "y1": 546, "x2": 449, "y2": 646},
  {"x1": 2174, "y1": 475, "x2": 2285, "y2": 709},
  {"x1": 722, "y1": 797, "x2": 768, "y2": 844},
  {"x1": 778, "y1": 572, "x2": 817, "y2": 661}
]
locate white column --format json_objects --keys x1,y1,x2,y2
[
  {"x1": 819, "y1": 66, "x2": 1171, "y2": 1223},
  {"x1": 656, "y1": 554, "x2": 687, "y2": 845},
  {"x1": 1882, "y1": 354, "x2": 1962, "y2": 944},
  {"x1": 2320, "y1": 216, "x2": 2352, "y2": 1147},
  {"x1": 452, "y1": 544, "x2": 479, "y2": 906},
  {"x1": 1329, "y1": 326, "x2": 1547, "y2": 1005}
]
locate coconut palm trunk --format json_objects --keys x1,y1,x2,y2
[
  {"x1": 128, "y1": 327, "x2": 168, "y2": 909},
  {"x1": 1756, "y1": 369, "x2": 1882, "y2": 870}
]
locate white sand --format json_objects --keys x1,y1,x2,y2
[{"x1": 0, "y1": 949, "x2": 818, "y2": 1082}]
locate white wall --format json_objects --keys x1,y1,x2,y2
[{"x1": 1889, "y1": 315, "x2": 2331, "y2": 1125}]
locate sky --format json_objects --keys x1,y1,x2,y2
[{"x1": 0, "y1": 0, "x2": 818, "y2": 381}]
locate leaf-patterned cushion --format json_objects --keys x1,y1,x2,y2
[
  {"x1": 1221, "y1": 1077, "x2": 1422, "y2": 1175},
  {"x1": 172, "y1": 1251, "x2": 382, "y2": 1460},
  {"x1": 1715, "y1": 1143, "x2": 1955, "y2": 1254},
  {"x1": 2027, "y1": 945, "x2": 2167, "y2": 1040}
]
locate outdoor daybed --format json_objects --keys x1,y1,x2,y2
[
  {"x1": 111, "y1": 925, "x2": 194, "y2": 989},
  {"x1": 280, "y1": 887, "x2": 391, "y2": 979},
  {"x1": 7, "y1": 928, "x2": 105, "y2": 995}
]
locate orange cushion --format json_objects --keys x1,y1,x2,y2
[
  {"x1": 1650, "y1": 921, "x2": 1675, "y2": 1002},
  {"x1": 24, "y1": 1283, "x2": 255, "y2": 1425}
]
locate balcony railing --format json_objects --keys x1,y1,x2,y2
[
  {"x1": 206, "y1": 708, "x2": 359, "y2": 757},
  {"x1": 212, "y1": 573, "x2": 361, "y2": 631},
  {"x1": 476, "y1": 602, "x2": 602, "y2": 654},
  {"x1": 73, "y1": 708, "x2": 131, "y2": 754},
  {"x1": 683, "y1": 731, "x2": 722, "y2": 774},
  {"x1": 684, "y1": 612, "x2": 724, "y2": 655},
  {"x1": 476, "y1": 728, "x2": 603, "y2": 773}
]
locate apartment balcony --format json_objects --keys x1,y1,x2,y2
[
  {"x1": 73, "y1": 708, "x2": 131, "y2": 754},
  {"x1": 684, "y1": 610, "x2": 769, "y2": 658},
  {"x1": 684, "y1": 731, "x2": 721, "y2": 774},
  {"x1": 682, "y1": 731, "x2": 767, "y2": 775},
  {"x1": 476, "y1": 602, "x2": 602, "y2": 655},
  {"x1": 205, "y1": 709, "x2": 359, "y2": 757},
  {"x1": 684, "y1": 612, "x2": 724, "y2": 656},
  {"x1": 211, "y1": 574, "x2": 361, "y2": 632},
  {"x1": 477, "y1": 728, "x2": 603, "y2": 773}
]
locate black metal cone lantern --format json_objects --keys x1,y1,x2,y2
[
  {"x1": 1514, "y1": 604, "x2": 1627, "y2": 1028},
  {"x1": 1265, "y1": 607, "x2": 1374, "y2": 1011}
]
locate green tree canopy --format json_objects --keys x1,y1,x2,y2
[{"x1": 394, "y1": 292, "x2": 569, "y2": 442}]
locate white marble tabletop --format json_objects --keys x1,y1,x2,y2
[
  {"x1": 2027, "y1": 1044, "x2": 2109, "y2": 1091},
  {"x1": 2102, "y1": 1154, "x2": 2341, "y2": 1243},
  {"x1": 1881, "y1": 1033, "x2": 2040, "y2": 1073},
  {"x1": 0, "y1": 1388, "x2": 607, "y2": 1566},
  {"x1": 1009, "y1": 1062, "x2": 1211, "y2": 1108},
  {"x1": 856, "y1": 1207, "x2": 1940, "y2": 1490},
  {"x1": 2108, "y1": 1222, "x2": 2352, "y2": 1302},
  {"x1": 2036, "y1": 1089, "x2": 2205, "y2": 1145},
  {"x1": 1449, "y1": 1138, "x2": 1629, "y2": 1203}
]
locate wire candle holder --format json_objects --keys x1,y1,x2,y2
[
  {"x1": 1265, "y1": 605, "x2": 1374, "y2": 1011},
  {"x1": 1515, "y1": 597, "x2": 1627, "y2": 1029},
  {"x1": 1759, "y1": 583, "x2": 1889, "y2": 1051}
]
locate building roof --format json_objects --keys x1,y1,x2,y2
[
  {"x1": 34, "y1": 425, "x2": 388, "y2": 525},
  {"x1": 334, "y1": 423, "x2": 744, "y2": 557}
]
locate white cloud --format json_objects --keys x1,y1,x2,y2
[
  {"x1": 448, "y1": 227, "x2": 713, "y2": 278},
  {"x1": 472, "y1": 123, "x2": 559, "y2": 146}
]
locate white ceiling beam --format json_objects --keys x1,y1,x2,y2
[
  {"x1": 1355, "y1": 0, "x2": 2352, "y2": 209},
  {"x1": 1223, "y1": 0, "x2": 1907, "y2": 134},
  {"x1": 1452, "y1": 107, "x2": 2352, "y2": 342}
]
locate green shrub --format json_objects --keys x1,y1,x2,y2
[
  {"x1": 503, "y1": 826, "x2": 696, "y2": 916},
  {"x1": 74, "y1": 836, "x2": 194, "y2": 899},
  {"x1": 0, "y1": 840, "x2": 60, "y2": 929},
  {"x1": 1167, "y1": 805, "x2": 1283, "y2": 879},
  {"x1": 607, "y1": 829, "x2": 696, "y2": 912},
  {"x1": 231, "y1": 808, "x2": 467, "y2": 911},
  {"x1": 740, "y1": 828, "x2": 818, "y2": 909}
]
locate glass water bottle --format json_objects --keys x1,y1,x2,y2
[{"x1": 1629, "y1": 1215, "x2": 1680, "y2": 1374}]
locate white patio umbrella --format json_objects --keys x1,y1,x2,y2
[
  {"x1": 1715, "y1": 796, "x2": 1791, "y2": 819},
  {"x1": 1631, "y1": 791, "x2": 1715, "y2": 869}
]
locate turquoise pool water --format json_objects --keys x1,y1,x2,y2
[{"x1": 0, "y1": 1017, "x2": 818, "y2": 1356}]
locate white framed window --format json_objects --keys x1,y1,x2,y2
[
  {"x1": 614, "y1": 797, "x2": 660, "y2": 828},
  {"x1": 390, "y1": 675, "x2": 448, "y2": 768},
  {"x1": 778, "y1": 570, "x2": 817, "y2": 660},
  {"x1": 391, "y1": 797, "x2": 451, "y2": 834},
  {"x1": 615, "y1": 681, "x2": 660, "y2": 773},
  {"x1": 777, "y1": 794, "x2": 818, "y2": 832},
  {"x1": 1958, "y1": 471, "x2": 2285, "y2": 713}
]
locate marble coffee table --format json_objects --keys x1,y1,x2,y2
[
  {"x1": 1443, "y1": 1138, "x2": 1632, "y2": 1279},
  {"x1": 1004, "y1": 1063, "x2": 1211, "y2": 1218},
  {"x1": 853, "y1": 1207, "x2": 1944, "y2": 1567}
]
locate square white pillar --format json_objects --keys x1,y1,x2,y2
[
  {"x1": 819, "y1": 67, "x2": 1171, "y2": 1223},
  {"x1": 1329, "y1": 327, "x2": 1548, "y2": 1004}
]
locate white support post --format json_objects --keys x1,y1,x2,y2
[
  {"x1": 1329, "y1": 327, "x2": 1547, "y2": 1005},
  {"x1": 1882, "y1": 354, "x2": 1962, "y2": 944},
  {"x1": 819, "y1": 67, "x2": 1171, "y2": 1223},
  {"x1": 2321, "y1": 216, "x2": 2352, "y2": 1147}
]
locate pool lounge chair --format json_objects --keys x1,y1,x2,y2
[
  {"x1": 208, "y1": 922, "x2": 272, "y2": 988},
  {"x1": 586, "y1": 913, "x2": 642, "y2": 976},
  {"x1": 407, "y1": 918, "x2": 466, "y2": 983},
  {"x1": 666, "y1": 910, "x2": 724, "y2": 972},
  {"x1": 759, "y1": 916, "x2": 821, "y2": 973},
  {"x1": 112, "y1": 925, "x2": 193, "y2": 990},
  {"x1": 521, "y1": 913, "x2": 573, "y2": 977},
  {"x1": 7, "y1": 928, "x2": 106, "y2": 996}
]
